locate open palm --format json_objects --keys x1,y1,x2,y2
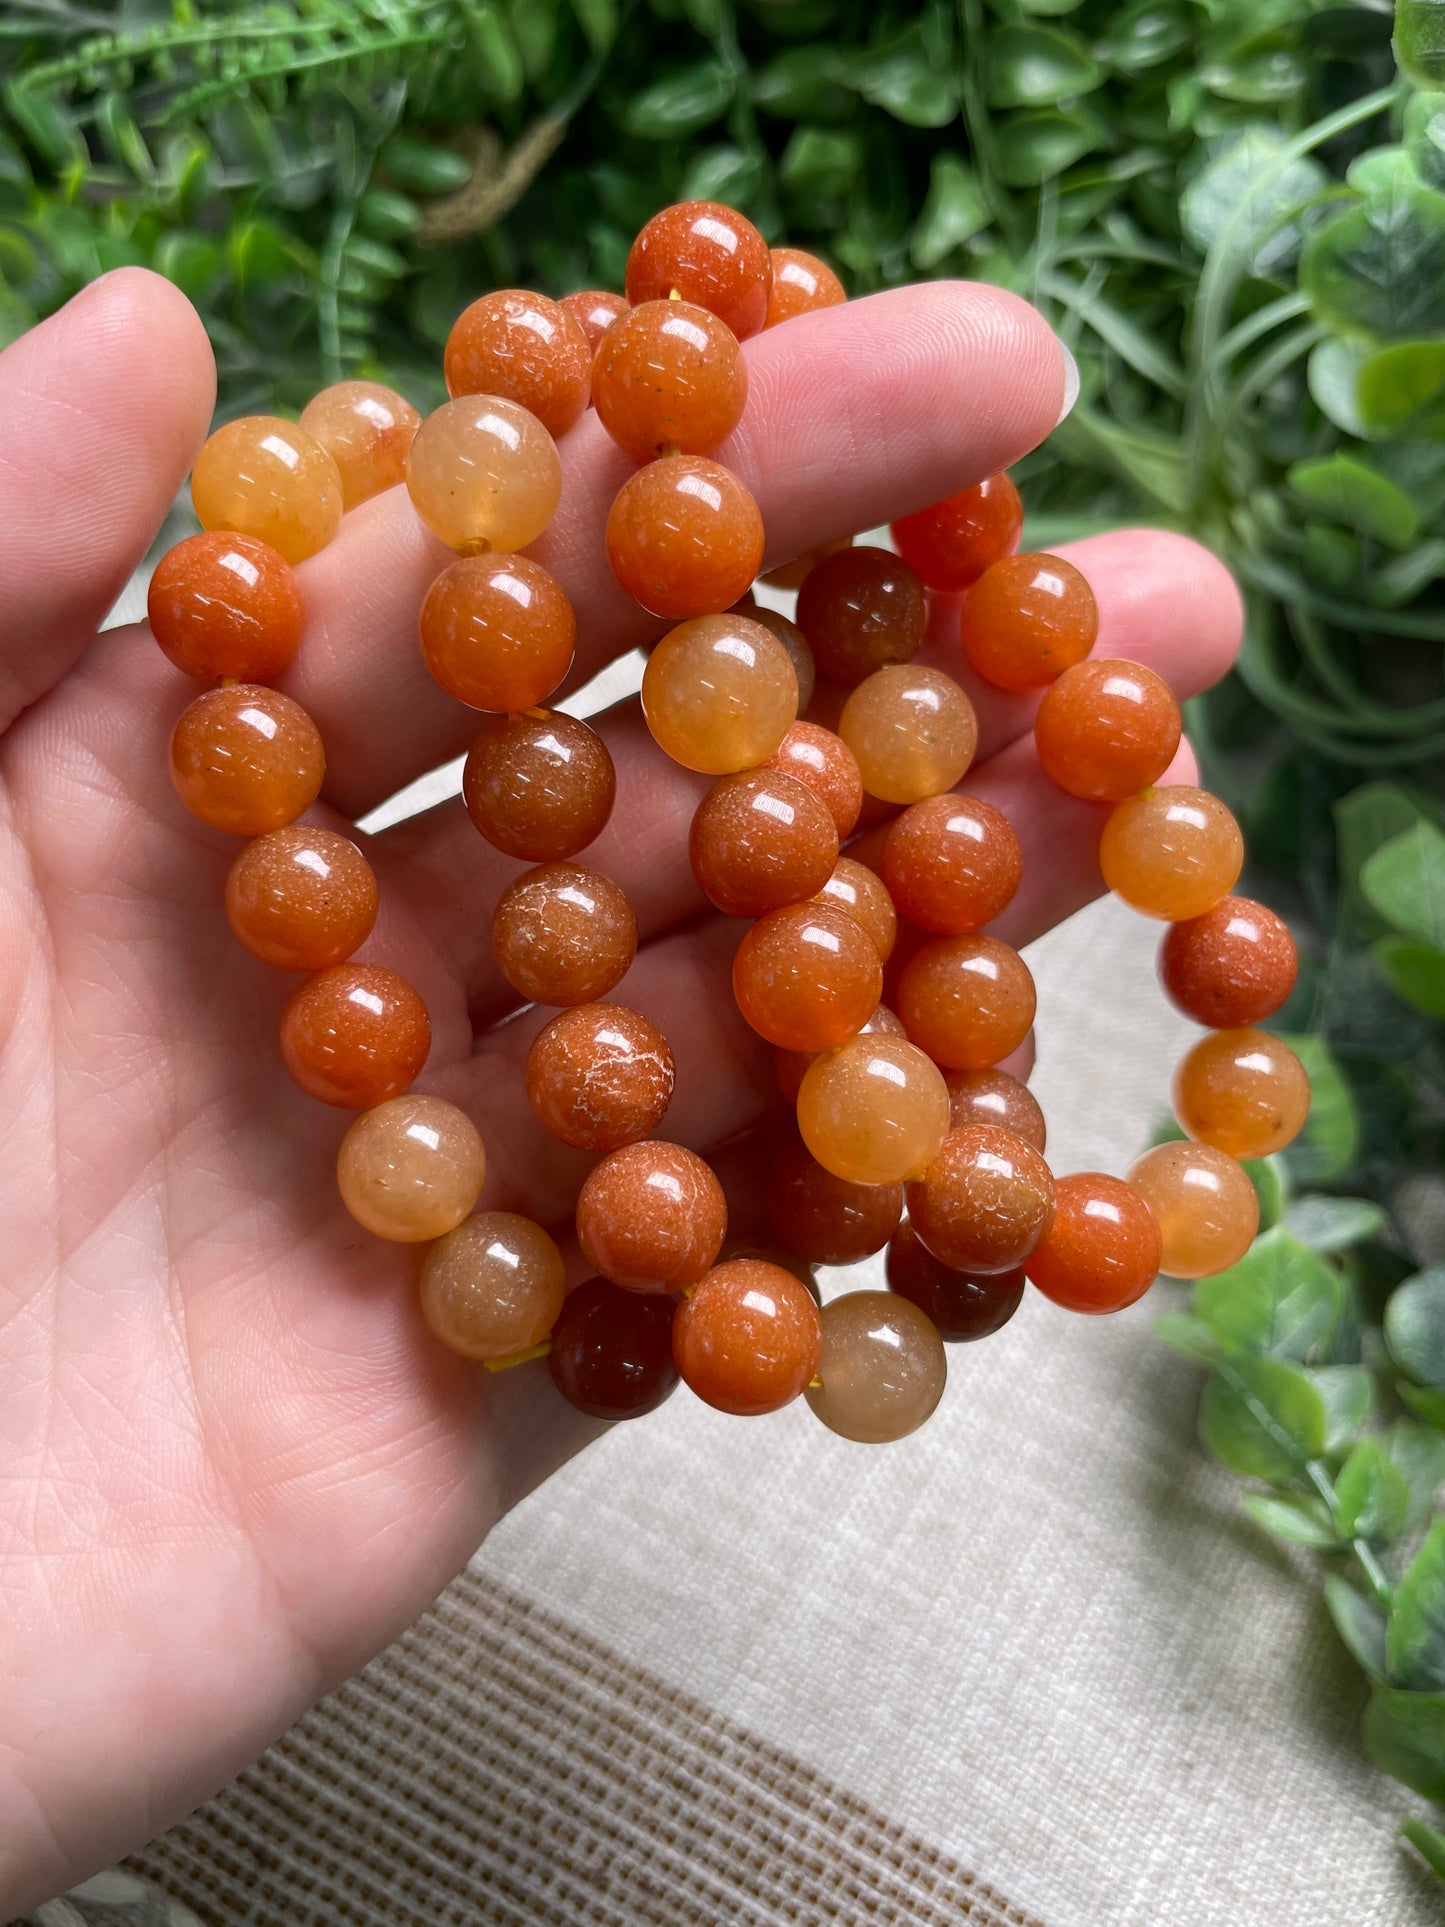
[{"x1": 0, "y1": 268, "x2": 1241, "y2": 1914}]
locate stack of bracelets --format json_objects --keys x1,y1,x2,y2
[{"x1": 147, "y1": 199, "x2": 1308, "y2": 1448}]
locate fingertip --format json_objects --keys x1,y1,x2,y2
[
  {"x1": 1056, "y1": 528, "x2": 1245, "y2": 699},
  {"x1": 73, "y1": 266, "x2": 218, "y2": 451}
]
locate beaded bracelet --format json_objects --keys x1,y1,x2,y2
[{"x1": 146, "y1": 199, "x2": 1306, "y2": 1448}]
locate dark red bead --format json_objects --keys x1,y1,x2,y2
[
  {"x1": 547, "y1": 1276, "x2": 679, "y2": 1420},
  {"x1": 886, "y1": 1221, "x2": 1024, "y2": 1341}
]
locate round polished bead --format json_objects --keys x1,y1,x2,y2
[
  {"x1": 945, "y1": 1068, "x2": 1047, "y2": 1153},
  {"x1": 1174, "y1": 1027, "x2": 1311, "y2": 1159},
  {"x1": 673, "y1": 1259, "x2": 822, "y2": 1416},
  {"x1": 890, "y1": 474, "x2": 1023, "y2": 594},
  {"x1": 745, "y1": 606, "x2": 816, "y2": 714},
  {"x1": 626, "y1": 200, "x2": 772, "y2": 340},
  {"x1": 1159, "y1": 896, "x2": 1298, "y2": 1028},
  {"x1": 463, "y1": 711, "x2": 615, "y2": 863},
  {"x1": 492, "y1": 863, "x2": 637, "y2": 1007},
  {"x1": 443, "y1": 290, "x2": 593, "y2": 439},
  {"x1": 881, "y1": 795, "x2": 1022, "y2": 936},
  {"x1": 406, "y1": 395, "x2": 562, "y2": 553},
  {"x1": 764, "y1": 1135, "x2": 902, "y2": 1266},
  {"x1": 774, "y1": 1003, "x2": 905, "y2": 1106},
  {"x1": 839, "y1": 665, "x2": 978, "y2": 805},
  {"x1": 958, "y1": 552, "x2": 1098, "y2": 691},
  {"x1": 689, "y1": 768, "x2": 838, "y2": 918},
  {"x1": 1100, "y1": 786, "x2": 1244, "y2": 922},
  {"x1": 907, "y1": 1123, "x2": 1055, "y2": 1275},
  {"x1": 761, "y1": 723, "x2": 863, "y2": 838},
  {"x1": 419, "y1": 553, "x2": 575, "y2": 712},
  {"x1": 1127, "y1": 1139, "x2": 1260, "y2": 1279},
  {"x1": 298, "y1": 380, "x2": 420, "y2": 508},
  {"x1": 225, "y1": 826, "x2": 377, "y2": 971},
  {"x1": 525, "y1": 1002, "x2": 675, "y2": 1152},
  {"x1": 812, "y1": 857, "x2": 897, "y2": 963},
  {"x1": 762, "y1": 536, "x2": 853, "y2": 593},
  {"x1": 898, "y1": 934, "x2": 1036, "y2": 1070},
  {"x1": 561, "y1": 288, "x2": 629, "y2": 352},
  {"x1": 547, "y1": 1275, "x2": 679, "y2": 1420},
  {"x1": 641, "y1": 612, "x2": 797, "y2": 774},
  {"x1": 1034, "y1": 657, "x2": 1182, "y2": 802},
  {"x1": 191, "y1": 415, "x2": 343, "y2": 564},
  {"x1": 796, "y1": 1033, "x2": 950, "y2": 1187},
  {"x1": 733, "y1": 900, "x2": 883, "y2": 1053},
  {"x1": 169, "y1": 684, "x2": 324, "y2": 836},
  {"x1": 806, "y1": 1291, "x2": 946, "y2": 1443},
  {"x1": 148, "y1": 532, "x2": 305, "y2": 684},
  {"x1": 419, "y1": 1211, "x2": 566, "y2": 1360},
  {"x1": 280, "y1": 963, "x2": 430, "y2": 1109},
  {"x1": 887, "y1": 1222, "x2": 1025, "y2": 1341},
  {"x1": 336, "y1": 1094, "x2": 486, "y2": 1242},
  {"x1": 607, "y1": 456, "x2": 764, "y2": 620},
  {"x1": 592, "y1": 300, "x2": 747, "y2": 463},
  {"x1": 764, "y1": 246, "x2": 846, "y2": 327},
  {"x1": 576, "y1": 1140, "x2": 727, "y2": 1292},
  {"x1": 1025, "y1": 1172, "x2": 1162, "y2": 1314},
  {"x1": 796, "y1": 546, "x2": 927, "y2": 686}
]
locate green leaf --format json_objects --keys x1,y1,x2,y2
[
  {"x1": 1373, "y1": 937, "x2": 1445, "y2": 1017},
  {"x1": 1281, "y1": 1032, "x2": 1359, "y2": 1187},
  {"x1": 1153, "y1": 1310, "x2": 1226, "y2": 1361},
  {"x1": 1388, "y1": 1422, "x2": 1445, "y2": 1530},
  {"x1": 1364, "y1": 1684, "x2": 1445, "y2": 1799},
  {"x1": 466, "y1": 6, "x2": 524, "y2": 103},
  {"x1": 1386, "y1": 1268, "x2": 1445, "y2": 1388},
  {"x1": 1390, "y1": 1521, "x2": 1445, "y2": 1690},
  {"x1": 1336, "y1": 1439, "x2": 1410, "y2": 1543},
  {"x1": 380, "y1": 138, "x2": 472, "y2": 195},
  {"x1": 1287, "y1": 454, "x2": 1420, "y2": 549},
  {"x1": 1360, "y1": 822, "x2": 1445, "y2": 947},
  {"x1": 1355, "y1": 340, "x2": 1445, "y2": 436},
  {"x1": 778, "y1": 127, "x2": 862, "y2": 212},
  {"x1": 568, "y1": 0, "x2": 618, "y2": 55},
  {"x1": 1335, "y1": 785, "x2": 1428, "y2": 907},
  {"x1": 1346, "y1": 145, "x2": 1417, "y2": 198},
  {"x1": 1241, "y1": 1491, "x2": 1340, "y2": 1549},
  {"x1": 1302, "y1": 178, "x2": 1445, "y2": 341},
  {"x1": 994, "y1": 106, "x2": 1106, "y2": 188},
  {"x1": 1306, "y1": 337, "x2": 1371, "y2": 437},
  {"x1": 1200, "y1": 1356, "x2": 1328, "y2": 1481},
  {"x1": 1194, "y1": 1229, "x2": 1344, "y2": 1359},
  {"x1": 911, "y1": 153, "x2": 989, "y2": 268},
  {"x1": 985, "y1": 25, "x2": 1104, "y2": 108},
  {"x1": 680, "y1": 145, "x2": 766, "y2": 208},
  {"x1": 1406, "y1": 91, "x2": 1445, "y2": 193},
  {"x1": 850, "y1": 43, "x2": 958, "y2": 127},
  {"x1": 1093, "y1": 2, "x2": 1193, "y2": 74},
  {"x1": 1181, "y1": 127, "x2": 1328, "y2": 278},
  {"x1": 622, "y1": 61, "x2": 735, "y2": 139},
  {"x1": 1397, "y1": 0, "x2": 1445, "y2": 88},
  {"x1": 1325, "y1": 1574, "x2": 1388, "y2": 1679},
  {"x1": 1309, "y1": 1364, "x2": 1373, "y2": 1449},
  {"x1": 1401, "y1": 1816, "x2": 1445, "y2": 1881},
  {"x1": 1401, "y1": 1383, "x2": 1445, "y2": 1430},
  {"x1": 751, "y1": 50, "x2": 854, "y2": 122},
  {"x1": 1281, "y1": 1195, "x2": 1385, "y2": 1252}
]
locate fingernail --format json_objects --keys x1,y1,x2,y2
[{"x1": 1056, "y1": 341, "x2": 1080, "y2": 426}]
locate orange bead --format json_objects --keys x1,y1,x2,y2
[
  {"x1": 945, "y1": 1068, "x2": 1047, "y2": 1153},
  {"x1": 898, "y1": 934, "x2": 1036, "y2": 1070},
  {"x1": 1034, "y1": 657, "x2": 1182, "y2": 802},
  {"x1": 890, "y1": 474, "x2": 1023, "y2": 593},
  {"x1": 607, "y1": 455, "x2": 764, "y2": 620},
  {"x1": 191, "y1": 415, "x2": 343, "y2": 564},
  {"x1": 740, "y1": 604, "x2": 816, "y2": 715},
  {"x1": 525, "y1": 1002, "x2": 675, "y2": 1152},
  {"x1": 1159, "y1": 895, "x2": 1298, "y2": 1028},
  {"x1": 561, "y1": 288, "x2": 629, "y2": 352},
  {"x1": 443, "y1": 290, "x2": 593, "y2": 439},
  {"x1": 673, "y1": 1259, "x2": 822, "y2": 1416},
  {"x1": 576, "y1": 1140, "x2": 727, "y2": 1291},
  {"x1": 405, "y1": 395, "x2": 561, "y2": 553},
  {"x1": 147, "y1": 532, "x2": 305, "y2": 684},
  {"x1": 774, "y1": 1002, "x2": 903, "y2": 1106},
  {"x1": 279, "y1": 963, "x2": 430, "y2": 1109},
  {"x1": 462, "y1": 711, "x2": 615, "y2": 862},
  {"x1": 419, "y1": 553, "x2": 575, "y2": 712},
  {"x1": 1173, "y1": 1027, "x2": 1311, "y2": 1159},
  {"x1": 337, "y1": 1094, "x2": 486, "y2": 1243},
  {"x1": 761, "y1": 536, "x2": 853, "y2": 592},
  {"x1": 958, "y1": 553, "x2": 1098, "y2": 691},
  {"x1": 811, "y1": 857, "x2": 897, "y2": 963},
  {"x1": 1100, "y1": 786, "x2": 1244, "y2": 921},
  {"x1": 733, "y1": 901, "x2": 883, "y2": 1053},
  {"x1": 761, "y1": 723, "x2": 863, "y2": 838},
  {"x1": 797, "y1": 1033, "x2": 950, "y2": 1186},
  {"x1": 764, "y1": 246, "x2": 846, "y2": 327},
  {"x1": 592, "y1": 300, "x2": 747, "y2": 463},
  {"x1": 880, "y1": 795, "x2": 1022, "y2": 936},
  {"x1": 806, "y1": 1291, "x2": 946, "y2": 1444},
  {"x1": 224, "y1": 826, "x2": 377, "y2": 971},
  {"x1": 1025, "y1": 1172, "x2": 1161, "y2": 1314},
  {"x1": 626, "y1": 200, "x2": 772, "y2": 340},
  {"x1": 1127, "y1": 1140, "x2": 1260, "y2": 1279},
  {"x1": 906, "y1": 1124, "x2": 1055, "y2": 1275},
  {"x1": 886, "y1": 1223, "x2": 1025, "y2": 1342},
  {"x1": 795, "y1": 546, "x2": 927, "y2": 686},
  {"x1": 492, "y1": 863, "x2": 637, "y2": 1006},
  {"x1": 689, "y1": 768, "x2": 838, "y2": 918},
  {"x1": 641, "y1": 612, "x2": 797, "y2": 773},
  {"x1": 169, "y1": 684, "x2": 324, "y2": 836},
  {"x1": 839, "y1": 665, "x2": 978, "y2": 805},
  {"x1": 419, "y1": 1211, "x2": 566, "y2": 1361},
  {"x1": 765, "y1": 1134, "x2": 903, "y2": 1266},
  {"x1": 298, "y1": 380, "x2": 420, "y2": 508}
]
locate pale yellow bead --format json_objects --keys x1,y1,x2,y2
[{"x1": 405, "y1": 395, "x2": 563, "y2": 553}]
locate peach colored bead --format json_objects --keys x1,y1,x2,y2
[
  {"x1": 797, "y1": 1033, "x2": 950, "y2": 1186},
  {"x1": 945, "y1": 1068, "x2": 1047, "y2": 1153},
  {"x1": 1025, "y1": 1173, "x2": 1161, "y2": 1314},
  {"x1": 280, "y1": 963, "x2": 430, "y2": 1109},
  {"x1": 607, "y1": 456, "x2": 764, "y2": 620},
  {"x1": 958, "y1": 552, "x2": 1098, "y2": 691},
  {"x1": 881, "y1": 795, "x2": 1022, "y2": 936},
  {"x1": 492, "y1": 863, "x2": 637, "y2": 1006},
  {"x1": 592, "y1": 299, "x2": 747, "y2": 463},
  {"x1": 1159, "y1": 896, "x2": 1298, "y2": 1029},
  {"x1": 626, "y1": 200, "x2": 772, "y2": 340},
  {"x1": 1100, "y1": 786, "x2": 1244, "y2": 922},
  {"x1": 744, "y1": 606, "x2": 816, "y2": 714},
  {"x1": 673, "y1": 1260, "x2": 822, "y2": 1416},
  {"x1": 762, "y1": 536, "x2": 852, "y2": 592},
  {"x1": 525, "y1": 1002, "x2": 675, "y2": 1153},
  {"x1": 839, "y1": 665, "x2": 978, "y2": 805},
  {"x1": 462, "y1": 711, "x2": 615, "y2": 863},
  {"x1": 191, "y1": 415, "x2": 343, "y2": 564},
  {"x1": 642, "y1": 612, "x2": 797, "y2": 774},
  {"x1": 1127, "y1": 1140, "x2": 1260, "y2": 1279},
  {"x1": 806, "y1": 1291, "x2": 946, "y2": 1443},
  {"x1": 299, "y1": 380, "x2": 420, "y2": 508},
  {"x1": 169, "y1": 684, "x2": 324, "y2": 836},
  {"x1": 765, "y1": 1134, "x2": 903, "y2": 1266},
  {"x1": 898, "y1": 934, "x2": 1036, "y2": 1070},
  {"x1": 336, "y1": 1095, "x2": 486, "y2": 1242},
  {"x1": 1034, "y1": 657, "x2": 1182, "y2": 802},
  {"x1": 812, "y1": 857, "x2": 897, "y2": 963},
  {"x1": 764, "y1": 246, "x2": 846, "y2": 327},
  {"x1": 733, "y1": 900, "x2": 883, "y2": 1053},
  {"x1": 419, "y1": 553, "x2": 576, "y2": 712},
  {"x1": 419, "y1": 1212, "x2": 566, "y2": 1360},
  {"x1": 1173, "y1": 1027, "x2": 1311, "y2": 1160},
  {"x1": 891, "y1": 474, "x2": 1023, "y2": 594},
  {"x1": 576, "y1": 1140, "x2": 727, "y2": 1292},
  {"x1": 443, "y1": 290, "x2": 593, "y2": 439},
  {"x1": 906, "y1": 1124, "x2": 1055, "y2": 1275},
  {"x1": 761, "y1": 723, "x2": 863, "y2": 838},
  {"x1": 796, "y1": 546, "x2": 927, "y2": 686},
  {"x1": 690, "y1": 768, "x2": 838, "y2": 918},
  {"x1": 774, "y1": 1003, "x2": 905, "y2": 1107},
  {"x1": 225, "y1": 826, "x2": 377, "y2": 971},
  {"x1": 406, "y1": 395, "x2": 561, "y2": 553},
  {"x1": 148, "y1": 532, "x2": 305, "y2": 684},
  {"x1": 561, "y1": 288, "x2": 629, "y2": 352}
]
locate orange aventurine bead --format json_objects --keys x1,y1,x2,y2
[
  {"x1": 880, "y1": 794, "x2": 1022, "y2": 936},
  {"x1": 492, "y1": 863, "x2": 637, "y2": 1006},
  {"x1": 774, "y1": 1002, "x2": 905, "y2": 1106},
  {"x1": 406, "y1": 395, "x2": 561, "y2": 553},
  {"x1": 795, "y1": 546, "x2": 927, "y2": 686},
  {"x1": 299, "y1": 380, "x2": 420, "y2": 508},
  {"x1": 280, "y1": 963, "x2": 430, "y2": 1109},
  {"x1": 443, "y1": 290, "x2": 593, "y2": 439},
  {"x1": 607, "y1": 455, "x2": 764, "y2": 620},
  {"x1": 812, "y1": 857, "x2": 897, "y2": 963},
  {"x1": 642, "y1": 612, "x2": 797, "y2": 774},
  {"x1": 525, "y1": 1002, "x2": 675, "y2": 1152},
  {"x1": 1159, "y1": 895, "x2": 1298, "y2": 1028},
  {"x1": 336, "y1": 1094, "x2": 486, "y2": 1242},
  {"x1": 1034, "y1": 658, "x2": 1182, "y2": 802},
  {"x1": 765, "y1": 1134, "x2": 903, "y2": 1266},
  {"x1": 419, "y1": 1212, "x2": 566, "y2": 1360},
  {"x1": 561, "y1": 289, "x2": 630, "y2": 352},
  {"x1": 906, "y1": 1123, "x2": 1055, "y2": 1275},
  {"x1": 761, "y1": 723, "x2": 863, "y2": 838},
  {"x1": 225, "y1": 825, "x2": 377, "y2": 971},
  {"x1": 733, "y1": 900, "x2": 883, "y2": 1053},
  {"x1": 898, "y1": 934, "x2": 1036, "y2": 1070},
  {"x1": 958, "y1": 553, "x2": 1098, "y2": 691},
  {"x1": 806, "y1": 1291, "x2": 947, "y2": 1444},
  {"x1": 1025, "y1": 1172, "x2": 1162, "y2": 1314},
  {"x1": 169, "y1": 684, "x2": 324, "y2": 836},
  {"x1": 1127, "y1": 1140, "x2": 1260, "y2": 1279},
  {"x1": 462, "y1": 711, "x2": 615, "y2": 863},
  {"x1": 626, "y1": 200, "x2": 773, "y2": 340},
  {"x1": 689, "y1": 767, "x2": 838, "y2": 918},
  {"x1": 191, "y1": 415, "x2": 343, "y2": 564},
  {"x1": 673, "y1": 1259, "x2": 822, "y2": 1416},
  {"x1": 1173, "y1": 1027, "x2": 1311, "y2": 1160},
  {"x1": 148, "y1": 532, "x2": 305, "y2": 684},
  {"x1": 593, "y1": 300, "x2": 746, "y2": 463},
  {"x1": 577, "y1": 1140, "x2": 727, "y2": 1292},
  {"x1": 890, "y1": 474, "x2": 1023, "y2": 594},
  {"x1": 419, "y1": 553, "x2": 576, "y2": 712},
  {"x1": 1100, "y1": 786, "x2": 1244, "y2": 922},
  {"x1": 886, "y1": 1223, "x2": 1026, "y2": 1342},
  {"x1": 839, "y1": 666, "x2": 977, "y2": 805},
  {"x1": 797, "y1": 1033, "x2": 950, "y2": 1186},
  {"x1": 764, "y1": 246, "x2": 846, "y2": 327},
  {"x1": 945, "y1": 1067, "x2": 1047, "y2": 1153}
]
